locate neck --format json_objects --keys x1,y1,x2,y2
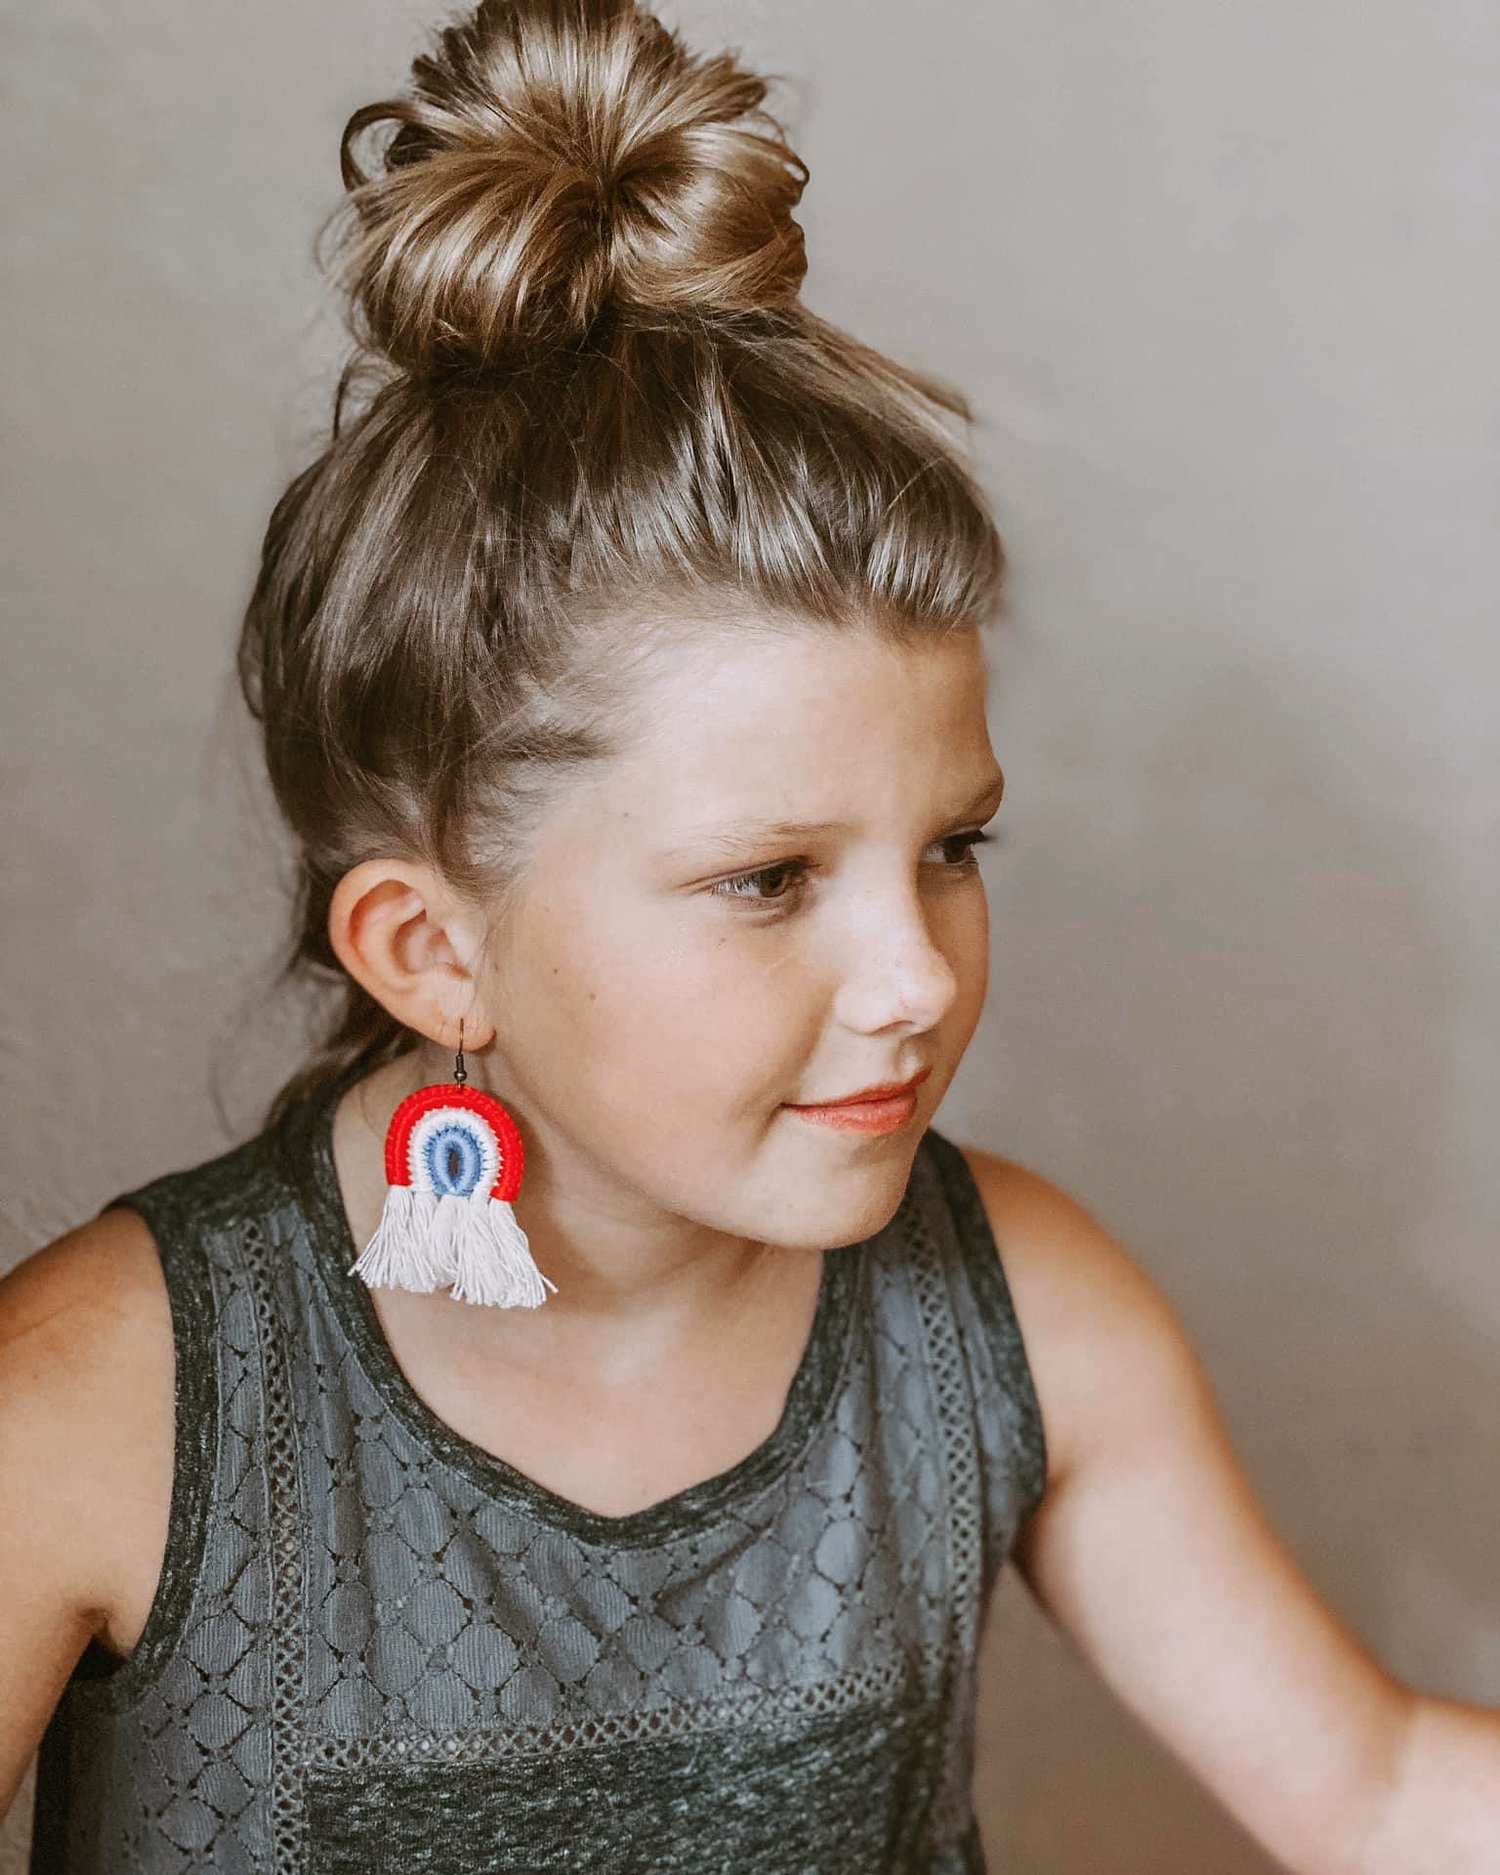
[{"x1": 333, "y1": 1047, "x2": 784, "y2": 1368}]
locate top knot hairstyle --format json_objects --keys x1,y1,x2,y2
[
  {"x1": 335, "y1": 0, "x2": 810, "y2": 371},
  {"x1": 241, "y1": 0, "x2": 1007, "y2": 1122}
]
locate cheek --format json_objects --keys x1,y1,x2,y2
[
  {"x1": 607, "y1": 937, "x2": 813, "y2": 1111},
  {"x1": 503, "y1": 899, "x2": 807, "y2": 1105},
  {"x1": 953, "y1": 893, "x2": 991, "y2": 1016}
]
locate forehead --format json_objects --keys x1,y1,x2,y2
[{"x1": 609, "y1": 625, "x2": 994, "y2": 805}]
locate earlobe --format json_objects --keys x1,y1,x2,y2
[{"x1": 326, "y1": 858, "x2": 495, "y2": 1051}]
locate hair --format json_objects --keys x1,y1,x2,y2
[{"x1": 240, "y1": 0, "x2": 1007, "y2": 1128}]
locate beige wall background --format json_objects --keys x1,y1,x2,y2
[{"x1": 4, "y1": 0, "x2": 1497, "y2": 1867}]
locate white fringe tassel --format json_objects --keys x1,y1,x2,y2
[
  {"x1": 350, "y1": 1185, "x2": 557, "y2": 1309},
  {"x1": 449, "y1": 1190, "x2": 558, "y2": 1309},
  {"x1": 349, "y1": 1187, "x2": 452, "y2": 1293}
]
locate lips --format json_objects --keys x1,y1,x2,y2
[{"x1": 787, "y1": 1066, "x2": 931, "y2": 1110}]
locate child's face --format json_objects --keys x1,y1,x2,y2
[{"x1": 474, "y1": 623, "x2": 1004, "y2": 1252}]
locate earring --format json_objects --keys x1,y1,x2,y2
[{"x1": 349, "y1": 1020, "x2": 558, "y2": 1308}]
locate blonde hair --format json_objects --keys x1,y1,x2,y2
[{"x1": 239, "y1": 0, "x2": 1006, "y2": 1124}]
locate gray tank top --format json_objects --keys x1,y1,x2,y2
[{"x1": 29, "y1": 1067, "x2": 1047, "y2": 1874}]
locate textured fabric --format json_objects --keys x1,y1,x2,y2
[{"x1": 30, "y1": 1068, "x2": 1048, "y2": 1874}]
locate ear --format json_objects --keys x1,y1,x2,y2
[{"x1": 327, "y1": 859, "x2": 497, "y2": 1053}]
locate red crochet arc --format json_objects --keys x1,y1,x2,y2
[{"x1": 382, "y1": 1083, "x2": 525, "y2": 1203}]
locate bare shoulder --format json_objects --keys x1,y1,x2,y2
[
  {"x1": 950, "y1": 1147, "x2": 1407, "y2": 1875},
  {"x1": 953, "y1": 1145, "x2": 1209, "y2": 1495},
  {"x1": 0, "y1": 1207, "x2": 175, "y2": 1654}
]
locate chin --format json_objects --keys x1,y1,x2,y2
[{"x1": 788, "y1": 1151, "x2": 921, "y2": 1251}]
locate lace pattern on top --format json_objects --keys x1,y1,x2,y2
[{"x1": 30, "y1": 1073, "x2": 1047, "y2": 1874}]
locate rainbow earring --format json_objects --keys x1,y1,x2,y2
[{"x1": 349, "y1": 1022, "x2": 557, "y2": 1308}]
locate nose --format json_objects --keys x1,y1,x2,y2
[{"x1": 831, "y1": 880, "x2": 964, "y2": 1037}]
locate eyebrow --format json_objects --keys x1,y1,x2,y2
[{"x1": 663, "y1": 767, "x2": 1005, "y2": 860}]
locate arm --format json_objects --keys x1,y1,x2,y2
[
  {"x1": 963, "y1": 1149, "x2": 1500, "y2": 1875},
  {"x1": 1352, "y1": 1694, "x2": 1500, "y2": 1875},
  {"x1": 0, "y1": 1210, "x2": 174, "y2": 1817}
]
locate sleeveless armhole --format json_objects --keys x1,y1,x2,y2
[
  {"x1": 921, "y1": 1128, "x2": 1050, "y2": 1527},
  {"x1": 64, "y1": 1179, "x2": 221, "y2": 1712}
]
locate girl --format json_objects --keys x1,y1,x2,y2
[{"x1": 2, "y1": 1, "x2": 1496, "y2": 1869}]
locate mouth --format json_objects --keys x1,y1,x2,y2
[{"x1": 783, "y1": 1067, "x2": 931, "y2": 1134}]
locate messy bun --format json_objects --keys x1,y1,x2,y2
[
  {"x1": 331, "y1": 0, "x2": 808, "y2": 373},
  {"x1": 244, "y1": 0, "x2": 1007, "y2": 1123}
]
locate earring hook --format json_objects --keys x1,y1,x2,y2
[{"x1": 454, "y1": 1015, "x2": 468, "y2": 1085}]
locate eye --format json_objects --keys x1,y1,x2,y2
[
  {"x1": 707, "y1": 828, "x2": 995, "y2": 911},
  {"x1": 709, "y1": 858, "x2": 811, "y2": 906},
  {"x1": 935, "y1": 828, "x2": 994, "y2": 868}
]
